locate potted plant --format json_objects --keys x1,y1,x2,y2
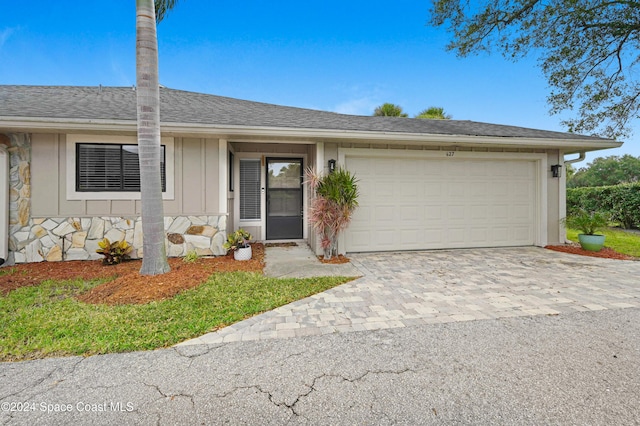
[
  {"x1": 223, "y1": 228, "x2": 253, "y2": 260},
  {"x1": 563, "y1": 210, "x2": 610, "y2": 252}
]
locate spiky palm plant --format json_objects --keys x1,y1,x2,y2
[{"x1": 306, "y1": 167, "x2": 359, "y2": 260}]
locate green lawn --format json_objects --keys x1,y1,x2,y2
[
  {"x1": 566, "y1": 227, "x2": 640, "y2": 257},
  {"x1": 0, "y1": 272, "x2": 352, "y2": 361}
]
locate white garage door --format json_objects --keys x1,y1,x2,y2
[{"x1": 345, "y1": 153, "x2": 537, "y2": 252}]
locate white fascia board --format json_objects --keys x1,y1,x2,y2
[
  {"x1": 1, "y1": 117, "x2": 622, "y2": 151},
  {"x1": 0, "y1": 117, "x2": 137, "y2": 133}
]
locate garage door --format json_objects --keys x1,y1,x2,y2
[{"x1": 345, "y1": 154, "x2": 537, "y2": 252}]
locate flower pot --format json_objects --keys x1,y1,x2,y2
[
  {"x1": 233, "y1": 246, "x2": 252, "y2": 261},
  {"x1": 578, "y1": 234, "x2": 605, "y2": 252}
]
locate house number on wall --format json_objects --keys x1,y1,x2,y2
[{"x1": 446, "y1": 151, "x2": 455, "y2": 157}]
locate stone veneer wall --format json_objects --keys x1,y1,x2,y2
[
  {"x1": 10, "y1": 215, "x2": 227, "y2": 263},
  {"x1": 2, "y1": 132, "x2": 227, "y2": 264},
  {"x1": 5, "y1": 133, "x2": 31, "y2": 239}
]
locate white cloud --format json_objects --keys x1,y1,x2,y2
[{"x1": 333, "y1": 97, "x2": 379, "y2": 116}]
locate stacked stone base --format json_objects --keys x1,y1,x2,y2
[{"x1": 7, "y1": 215, "x2": 227, "y2": 264}]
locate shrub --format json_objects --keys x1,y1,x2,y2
[
  {"x1": 96, "y1": 238, "x2": 132, "y2": 265},
  {"x1": 306, "y1": 167, "x2": 359, "y2": 260},
  {"x1": 567, "y1": 183, "x2": 640, "y2": 229}
]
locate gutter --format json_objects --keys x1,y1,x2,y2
[
  {"x1": 564, "y1": 152, "x2": 586, "y2": 165},
  {"x1": 0, "y1": 144, "x2": 8, "y2": 265}
]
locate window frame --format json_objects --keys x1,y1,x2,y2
[
  {"x1": 75, "y1": 143, "x2": 167, "y2": 193},
  {"x1": 239, "y1": 158, "x2": 262, "y2": 220},
  {"x1": 66, "y1": 134, "x2": 175, "y2": 200}
]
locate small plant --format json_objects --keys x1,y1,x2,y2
[
  {"x1": 563, "y1": 210, "x2": 610, "y2": 235},
  {"x1": 0, "y1": 267, "x2": 17, "y2": 277},
  {"x1": 183, "y1": 250, "x2": 200, "y2": 263},
  {"x1": 223, "y1": 229, "x2": 252, "y2": 252},
  {"x1": 96, "y1": 238, "x2": 132, "y2": 265}
]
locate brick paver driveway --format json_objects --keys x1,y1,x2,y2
[{"x1": 181, "y1": 247, "x2": 640, "y2": 346}]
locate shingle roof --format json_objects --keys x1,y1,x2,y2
[{"x1": 0, "y1": 85, "x2": 609, "y2": 141}]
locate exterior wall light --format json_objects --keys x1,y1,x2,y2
[
  {"x1": 551, "y1": 164, "x2": 562, "y2": 178},
  {"x1": 328, "y1": 159, "x2": 336, "y2": 173}
]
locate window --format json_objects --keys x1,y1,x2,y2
[
  {"x1": 76, "y1": 143, "x2": 166, "y2": 192},
  {"x1": 240, "y1": 159, "x2": 261, "y2": 220},
  {"x1": 66, "y1": 134, "x2": 174, "y2": 201}
]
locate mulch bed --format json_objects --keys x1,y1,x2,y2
[
  {"x1": 545, "y1": 243, "x2": 636, "y2": 260},
  {"x1": 1, "y1": 244, "x2": 265, "y2": 305},
  {"x1": 318, "y1": 254, "x2": 351, "y2": 264}
]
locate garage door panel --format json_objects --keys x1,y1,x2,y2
[
  {"x1": 424, "y1": 206, "x2": 443, "y2": 222},
  {"x1": 512, "y1": 226, "x2": 532, "y2": 242},
  {"x1": 374, "y1": 206, "x2": 396, "y2": 224},
  {"x1": 400, "y1": 205, "x2": 423, "y2": 223},
  {"x1": 400, "y1": 181, "x2": 421, "y2": 198},
  {"x1": 351, "y1": 205, "x2": 372, "y2": 224},
  {"x1": 470, "y1": 205, "x2": 489, "y2": 221},
  {"x1": 470, "y1": 228, "x2": 488, "y2": 243},
  {"x1": 374, "y1": 230, "x2": 398, "y2": 249},
  {"x1": 400, "y1": 229, "x2": 423, "y2": 245},
  {"x1": 493, "y1": 227, "x2": 510, "y2": 243},
  {"x1": 424, "y1": 182, "x2": 443, "y2": 197},
  {"x1": 447, "y1": 228, "x2": 466, "y2": 244},
  {"x1": 447, "y1": 205, "x2": 467, "y2": 221},
  {"x1": 345, "y1": 155, "x2": 537, "y2": 252},
  {"x1": 468, "y1": 161, "x2": 489, "y2": 177},
  {"x1": 512, "y1": 204, "x2": 533, "y2": 220},
  {"x1": 448, "y1": 182, "x2": 467, "y2": 198},
  {"x1": 424, "y1": 162, "x2": 443, "y2": 176},
  {"x1": 449, "y1": 161, "x2": 469, "y2": 176},
  {"x1": 349, "y1": 230, "x2": 371, "y2": 248},
  {"x1": 373, "y1": 182, "x2": 394, "y2": 197},
  {"x1": 490, "y1": 182, "x2": 510, "y2": 197}
]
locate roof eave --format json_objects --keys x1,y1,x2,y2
[{"x1": 0, "y1": 117, "x2": 622, "y2": 152}]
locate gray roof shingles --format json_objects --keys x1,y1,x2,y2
[{"x1": 0, "y1": 85, "x2": 608, "y2": 141}]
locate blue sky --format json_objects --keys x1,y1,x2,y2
[{"x1": 1, "y1": 0, "x2": 638, "y2": 168}]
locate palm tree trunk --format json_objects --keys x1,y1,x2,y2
[{"x1": 136, "y1": 0, "x2": 170, "y2": 275}]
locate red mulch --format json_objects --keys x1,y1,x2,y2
[
  {"x1": 318, "y1": 254, "x2": 351, "y2": 264},
  {"x1": 1, "y1": 244, "x2": 265, "y2": 305},
  {"x1": 545, "y1": 243, "x2": 636, "y2": 260}
]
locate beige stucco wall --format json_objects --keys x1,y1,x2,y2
[
  {"x1": 31, "y1": 134, "x2": 224, "y2": 217},
  {"x1": 546, "y1": 149, "x2": 564, "y2": 245}
]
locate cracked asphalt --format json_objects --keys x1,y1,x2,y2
[{"x1": 1, "y1": 307, "x2": 639, "y2": 425}]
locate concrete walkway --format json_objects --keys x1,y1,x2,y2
[
  {"x1": 180, "y1": 245, "x2": 640, "y2": 346},
  {"x1": 263, "y1": 243, "x2": 361, "y2": 278}
]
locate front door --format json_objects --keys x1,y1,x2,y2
[{"x1": 266, "y1": 158, "x2": 303, "y2": 239}]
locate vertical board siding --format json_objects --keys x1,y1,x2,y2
[
  {"x1": 181, "y1": 138, "x2": 204, "y2": 213},
  {"x1": 31, "y1": 133, "x2": 60, "y2": 216}
]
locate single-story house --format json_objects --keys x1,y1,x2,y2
[{"x1": 0, "y1": 85, "x2": 622, "y2": 265}]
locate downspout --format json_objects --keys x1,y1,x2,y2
[
  {"x1": 559, "y1": 152, "x2": 586, "y2": 243},
  {"x1": 0, "y1": 145, "x2": 9, "y2": 265},
  {"x1": 564, "y1": 152, "x2": 586, "y2": 166}
]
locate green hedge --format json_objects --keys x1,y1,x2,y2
[{"x1": 567, "y1": 183, "x2": 640, "y2": 229}]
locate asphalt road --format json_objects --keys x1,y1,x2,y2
[{"x1": 1, "y1": 308, "x2": 639, "y2": 425}]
